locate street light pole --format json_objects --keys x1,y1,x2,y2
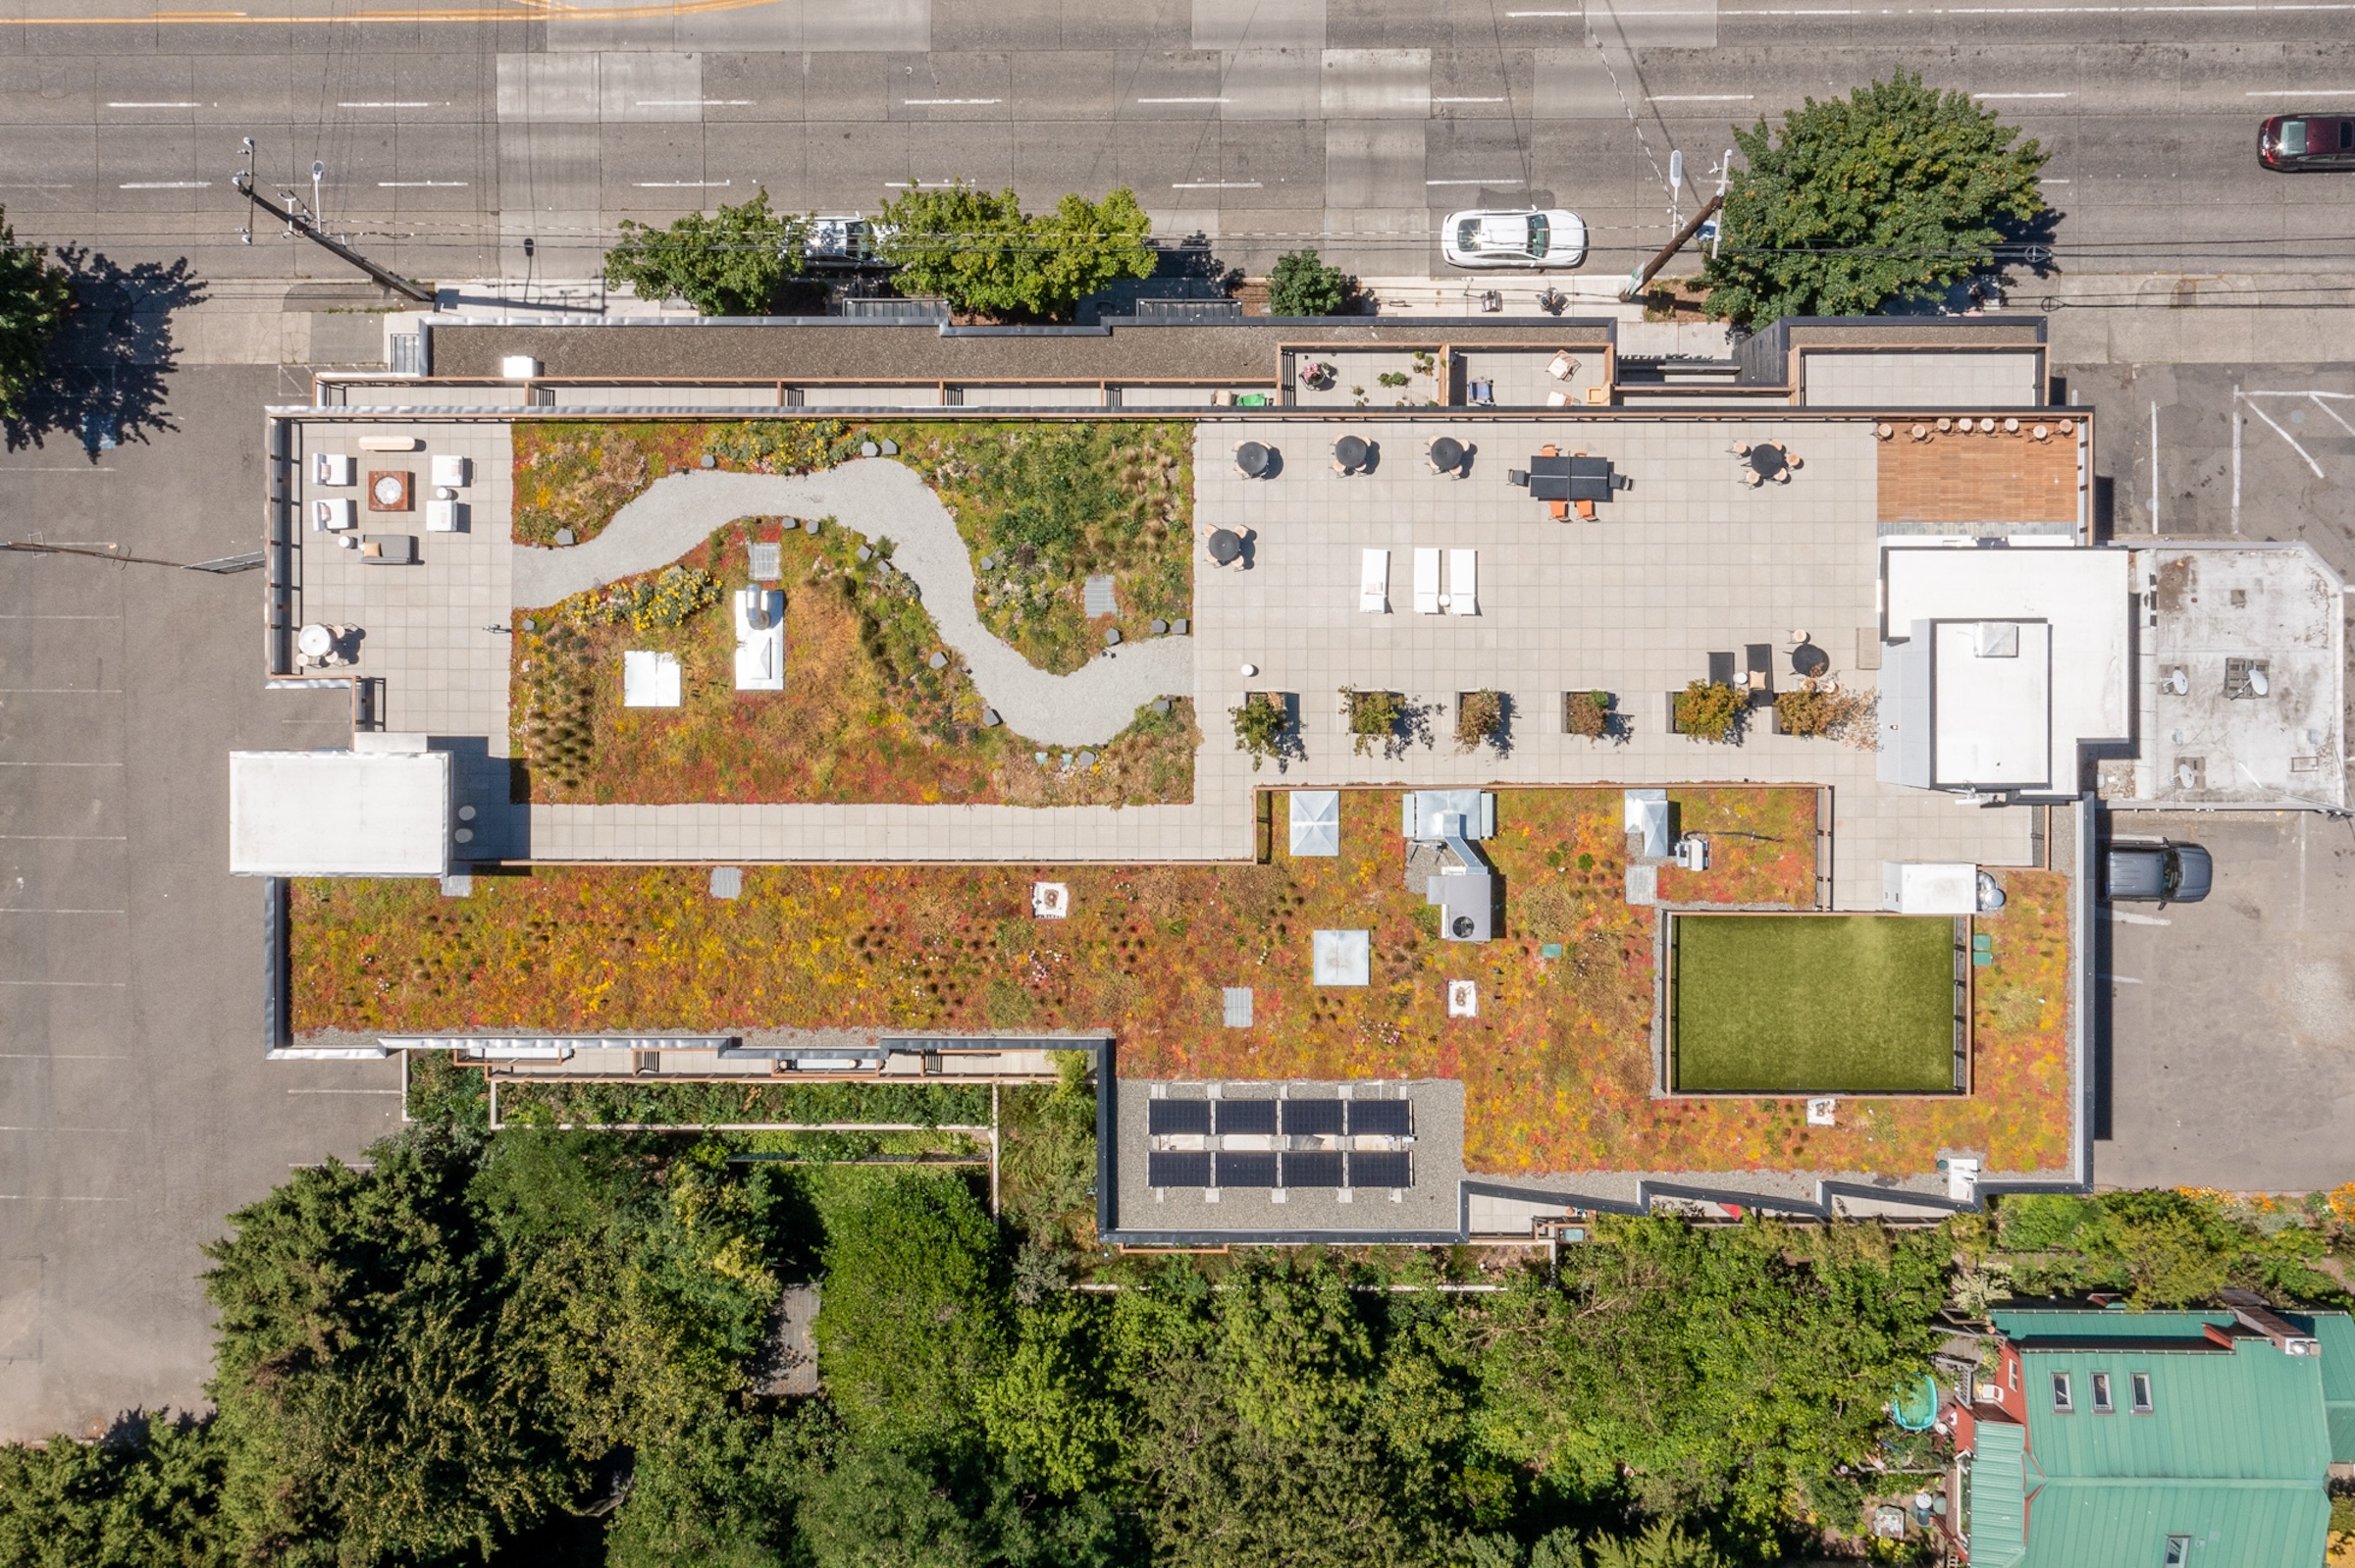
[{"x1": 233, "y1": 138, "x2": 435, "y2": 305}]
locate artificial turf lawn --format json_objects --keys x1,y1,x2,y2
[{"x1": 1672, "y1": 915, "x2": 1956, "y2": 1093}]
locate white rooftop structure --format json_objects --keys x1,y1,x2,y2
[
  {"x1": 1288, "y1": 791, "x2": 1340, "y2": 857},
  {"x1": 1882, "y1": 862, "x2": 1979, "y2": 915},
  {"x1": 1878, "y1": 547, "x2": 2132, "y2": 798},
  {"x1": 230, "y1": 747, "x2": 450, "y2": 877}
]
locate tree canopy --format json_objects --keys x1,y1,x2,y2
[
  {"x1": 875, "y1": 185, "x2": 1156, "y2": 322},
  {"x1": 602, "y1": 189, "x2": 808, "y2": 317},
  {"x1": 1267, "y1": 249, "x2": 1350, "y2": 317},
  {"x1": 1698, "y1": 74, "x2": 2048, "y2": 327},
  {"x1": 0, "y1": 209, "x2": 72, "y2": 417}
]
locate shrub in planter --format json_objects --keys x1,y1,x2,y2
[
  {"x1": 1230, "y1": 692, "x2": 1289, "y2": 771},
  {"x1": 1455, "y1": 689, "x2": 1504, "y2": 753},
  {"x1": 1674, "y1": 680, "x2": 1747, "y2": 744},
  {"x1": 1563, "y1": 689, "x2": 1614, "y2": 740},
  {"x1": 1776, "y1": 686, "x2": 1875, "y2": 745},
  {"x1": 1340, "y1": 687, "x2": 1406, "y2": 757}
]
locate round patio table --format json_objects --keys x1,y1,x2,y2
[
  {"x1": 1747, "y1": 444, "x2": 1789, "y2": 480},
  {"x1": 1235, "y1": 442, "x2": 1273, "y2": 479},
  {"x1": 1429, "y1": 436, "x2": 1465, "y2": 471},
  {"x1": 1334, "y1": 434, "x2": 1370, "y2": 471},
  {"x1": 1206, "y1": 529, "x2": 1243, "y2": 566},
  {"x1": 1791, "y1": 643, "x2": 1830, "y2": 679}
]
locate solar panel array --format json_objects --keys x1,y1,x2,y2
[
  {"x1": 1148, "y1": 1099, "x2": 1213, "y2": 1136},
  {"x1": 1144, "y1": 1150, "x2": 1412, "y2": 1189},
  {"x1": 1346, "y1": 1099, "x2": 1412, "y2": 1137},
  {"x1": 1213, "y1": 1098, "x2": 1280, "y2": 1136},
  {"x1": 1280, "y1": 1099, "x2": 1345, "y2": 1136}
]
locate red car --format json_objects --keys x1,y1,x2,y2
[{"x1": 2259, "y1": 114, "x2": 2355, "y2": 170}]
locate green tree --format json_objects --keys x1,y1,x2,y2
[
  {"x1": 813, "y1": 1173, "x2": 1008, "y2": 1445},
  {"x1": 0, "y1": 1417, "x2": 227, "y2": 1568},
  {"x1": 201, "y1": 1132, "x2": 575, "y2": 1564},
  {"x1": 603, "y1": 1405, "x2": 820, "y2": 1568},
  {"x1": 602, "y1": 188, "x2": 809, "y2": 316},
  {"x1": 1699, "y1": 74, "x2": 2047, "y2": 327},
  {"x1": 877, "y1": 185, "x2": 1156, "y2": 322},
  {"x1": 1266, "y1": 248, "x2": 1349, "y2": 317},
  {"x1": 0, "y1": 208, "x2": 72, "y2": 417}
]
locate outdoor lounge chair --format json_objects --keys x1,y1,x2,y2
[
  {"x1": 1548, "y1": 500, "x2": 1570, "y2": 521},
  {"x1": 1707, "y1": 652, "x2": 1736, "y2": 686},
  {"x1": 1414, "y1": 549, "x2": 1442, "y2": 614},
  {"x1": 1359, "y1": 549, "x2": 1390, "y2": 613},
  {"x1": 1447, "y1": 550, "x2": 1477, "y2": 616},
  {"x1": 1745, "y1": 644, "x2": 1774, "y2": 708},
  {"x1": 1574, "y1": 498, "x2": 1596, "y2": 521},
  {"x1": 1507, "y1": 469, "x2": 1530, "y2": 488}
]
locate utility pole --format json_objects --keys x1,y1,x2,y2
[
  {"x1": 1617, "y1": 193, "x2": 1723, "y2": 303},
  {"x1": 233, "y1": 138, "x2": 434, "y2": 305}
]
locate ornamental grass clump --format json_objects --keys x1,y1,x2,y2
[
  {"x1": 565, "y1": 564, "x2": 723, "y2": 634},
  {"x1": 1776, "y1": 687, "x2": 1877, "y2": 746},
  {"x1": 1454, "y1": 690, "x2": 1504, "y2": 754},
  {"x1": 1564, "y1": 690, "x2": 1614, "y2": 740},
  {"x1": 1341, "y1": 687, "x2": 1407, "y2": 757},
  {"x1": 1676, "y1": 680, "x2": 1747, "y2": 744}
]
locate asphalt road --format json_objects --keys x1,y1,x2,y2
[
  {"x1": 0, "y1": 0, "x2": 2351, "y2": 285},
  {"x1": 0, "y1": 366, "x2": 398, "y2": 1443}
]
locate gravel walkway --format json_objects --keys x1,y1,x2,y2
[{"x1": 510, "y1": 460, "x2": 1194, "y2": 749}]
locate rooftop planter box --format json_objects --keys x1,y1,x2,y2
[
  {"x1": 1670, "y1": 681, "x2": 1747, "y2": 745},
  {"x1": 1562, "y1": 689, "x2": 1618, "y2": 742}
]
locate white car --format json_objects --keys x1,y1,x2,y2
[
  {"x1": 802, "y1": 215, "x2": 890, "y2": 265},
  {"x1": 1441, "y1": 208, "x2": 1588, "y2": 269}
]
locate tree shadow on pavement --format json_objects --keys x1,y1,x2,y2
[{"x1": 3, "y1": 248, "x2": 204, "y2": 460}]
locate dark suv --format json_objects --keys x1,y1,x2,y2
[
  {"x1": 2259, "y1": 115, "x2": 2355, "y2": 171},
  {"x1": 2103, "y1": 842, "x2": 2213, "y2": 905}
]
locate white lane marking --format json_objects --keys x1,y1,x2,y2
[
  {"x1": 1426, "y1": 177, "x2": 1525, "y2": 184},
  {"x1": 2150, "y1": 398, "x2": 2161, "y2": 530},
  {"x1": 1434, "y1": 96, "x2": 1507, "y2": 103},
  {"x1": 2232, "y1": 381, "x2": 2242, "y2": 533},
  {"x1": 0, "y1": 834, "x2": 128, "y2": 841},
  {"x1": 902, "y1": 97, "x2": 1001, "y2": 106},
  {"x1": 882, "y1": 180, "x2": 965, "y2": 187},
  {"x1": 2247, "y1": 88, "x2": 2355, "y2": 95},
  {"x1": 1173, "y1": 181, "x2": 1263, "y2": 188},
  {"x1": 287, "y1": 1087, "x2": 404, "y2": 1094},
  {"x1": 0, "y1": 1194, "x2": 131, "y2": 1201},
  {"x1": 0, "y1": 1125, "x2": 129, "y2": 1131},
  {"x1": 2239, "y1": 392, "x2": 2327, "y2": 479},
  {"x1": 0, "y1": 979, "x2": 128, "y2": 987},
  {"x1": 379, "y1": 181, "x2": 469, "y2": 187},
  {"x1": 1652, "y1": 93, "x2": 1755, "y2": 100},
  {"x1": 0, "y1": 1053, "x2": 130, "y2": 1059},
  {"x1": 2039, "y1": 178, "x2": 2071, "y2": 183},
  {"x1": 107, "y1": 100, "x2": 201, "y2": 107},
  {"x1": 118, "y1": 181, "x2": 211, "y2": 189},
  {"x1": 0, "y1": 760, "x2": 123, "y2": 767},
  {"x1": 2106, "y1": 975, "x2": 2145, "y2": 983},
  {"x1": 1504, "y1": 8, "x2": 1578, "y2": 13},
  {"x1": 0, "y1": 909, "x2": 128, "y2": 915},
  {"x1": 633, "y1": 180, "x2": 731, "y2": 187},
  {"x1": 635, "y1": 98, "x2": 753, "y2": 106},
  {"x1": 339, "y1": 100, "x2": 445, "y2": 107},
  {"x1": 2109, "y1": 910, "x2": 2172, "y2": 925},
  {"x1": 2309, "y1": 394, "x2": 2355, "y2": 438},
  {"x1": 1137, "y1": 96, "x2": 1230, "y2": 103},
  {"x1": 0, "y1": 688, "x2": 122, "y2": 694},
  {"x1": 1976, "y1": 91, "x2": 2071, "y2": 99}
]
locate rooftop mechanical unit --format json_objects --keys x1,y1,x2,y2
[{"x1": 1405, "y1": 791, "x2": 1500, "y2": 942}]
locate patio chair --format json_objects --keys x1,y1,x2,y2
[
  {"x1": 1745, "y1": 644, "x2": 1774, "y2": 708},
  {"x1": 1547, "y1": 352, "x2": 1576, "y2": 380},
  {"x1": 1545, "y1": 390, "x2": 1570, "y2": 408},
  {"x1": 1540, "y1": 444, "x2": 1558, "y2": 458},
  {"x1": 1612, "y1": 473, "x2": 1633, "y2": 492},
  {"x1": 1707, "y1": 652, "x2": 1736, "y2": 687},
  {"x1": 1574, "y1": 498, "x2": 1596, "y2": 521},
  {"x1": 1548, "y1": 499, "x2": 1570, "y2": 522},
  {"x1": 1506, "y1": 469, "x2": 1530, "y2": 488},
  {"x1": 1359, "y1": 549, "x2": 1390, "y2": 613},
  {"x1": 1447, "y1": 550, "x2": 1477, "y2": 616},
  {"x1": 1413, "y1": 549, "x2": 1442, "y2": 614}
]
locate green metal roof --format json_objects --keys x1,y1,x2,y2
[
  {"x1": 2292, "y1": 1312, "x2": 2355, "y2": 1463},
  {"x1": 1966, "y1": 1421, "x2": 2029, "y2": 1568},
  {"x1": 1983, "y1": 1310, "x2": 2334, "y2": 1568}
]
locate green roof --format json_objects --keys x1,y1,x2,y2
[
  {"x1": 2291, "y1": 1312, "x2": 2355, "y2": 1463},
  {"x1": 1983, "y1": 1310, "x2": 2333, "y2": 1568}
]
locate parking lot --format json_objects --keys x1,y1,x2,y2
[{"x1": 2098, "y1": 809, "x2": 2355, "y2": 1192}]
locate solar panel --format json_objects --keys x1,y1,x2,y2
[
  {"x1": 1281, "y1": 1099, "x2": 1345, "y2": 1136},
  {"x1": 1346, "y1": 1100, "x2": 1412, "y2": 1137},
  {"x1": 1147, "y1": 1151, "x2": 1212, "y2": 1187},
  {"x1": 1148, "y1": 1099, "x2": 1213, "y2": 1136},
  {"x1": 1214, "y1": 1099, "x2": 1279, "y2": 1136},
  {"x1": 1282, "y1": 1151, "x2": 1344, "y2": 1188},
  {"x1": 1347, "y1": 1151, "x2": 1412, "y2": 1189},
  {"x1": 1214, "y1": 1151, "x2": 1280, "y2": 1188}
]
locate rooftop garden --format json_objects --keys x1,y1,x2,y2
[
  {"x1": 511, "y1": 515, "x2": 1194, "y2": 807},
  {"x1": 288, "y1": 787, "x2": 2073, "y2": 1177},
  {"x1": 509, "y1": 418, "x2": 1196, "y2": 678}
]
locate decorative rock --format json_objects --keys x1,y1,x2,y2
[
  {"x1": 1076, "y1": 751, "x2": 1097, "y2": 767},
  {"x1": 979, "y1": 554, "x2": 995, "y2": 571},
  {"x1": 1240, "y1": 662, "x2": 1258, "y2": 677},
  {"x1": 857, "y1": 545, "x2": 873, "y2": 561},
  {"x1": 879, "y1": 439, "x2": 899, "y2": 455},
  {"x1": 1034, "y1": 752, "x2": 1049, "y2": 764},
  {"x1": 803, "y1": 517, "x2": 820, "y2": 535},
  {"x1": 861, "y1": 441, "x2": 880, "y2": 457},
  {"x1": 701, "y1": 453, "x2": 717, "y2": 468},
  {"x1": 981, "y1": 706, "x2": 1001, "y2": 726},
  {"x1": 554, "y1": 528, "x2": 576, "y2": 546},
  {"x1": 1104, "y1": 628, "x2": 1123, "y2": 646},
  {"x1": 521, "y1": 617, "x2": 537, "y2": 632},
  {"x1": 1151, "y1": 698, "x2": 1171, "y2": 715},
  {"x1": 1172, "y1": 618, "x2": 1188, "y2": 635},
  {"x1": 1150, "y1": 617, "x2": 1169, "y2": 634},
  {"x1": 927, "y1": 651, "x2": 949, "y2": 670}
]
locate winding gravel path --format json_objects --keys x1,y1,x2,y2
[{"x1": 509, "y1": 459, "x2": 1194, "y2": 749}]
